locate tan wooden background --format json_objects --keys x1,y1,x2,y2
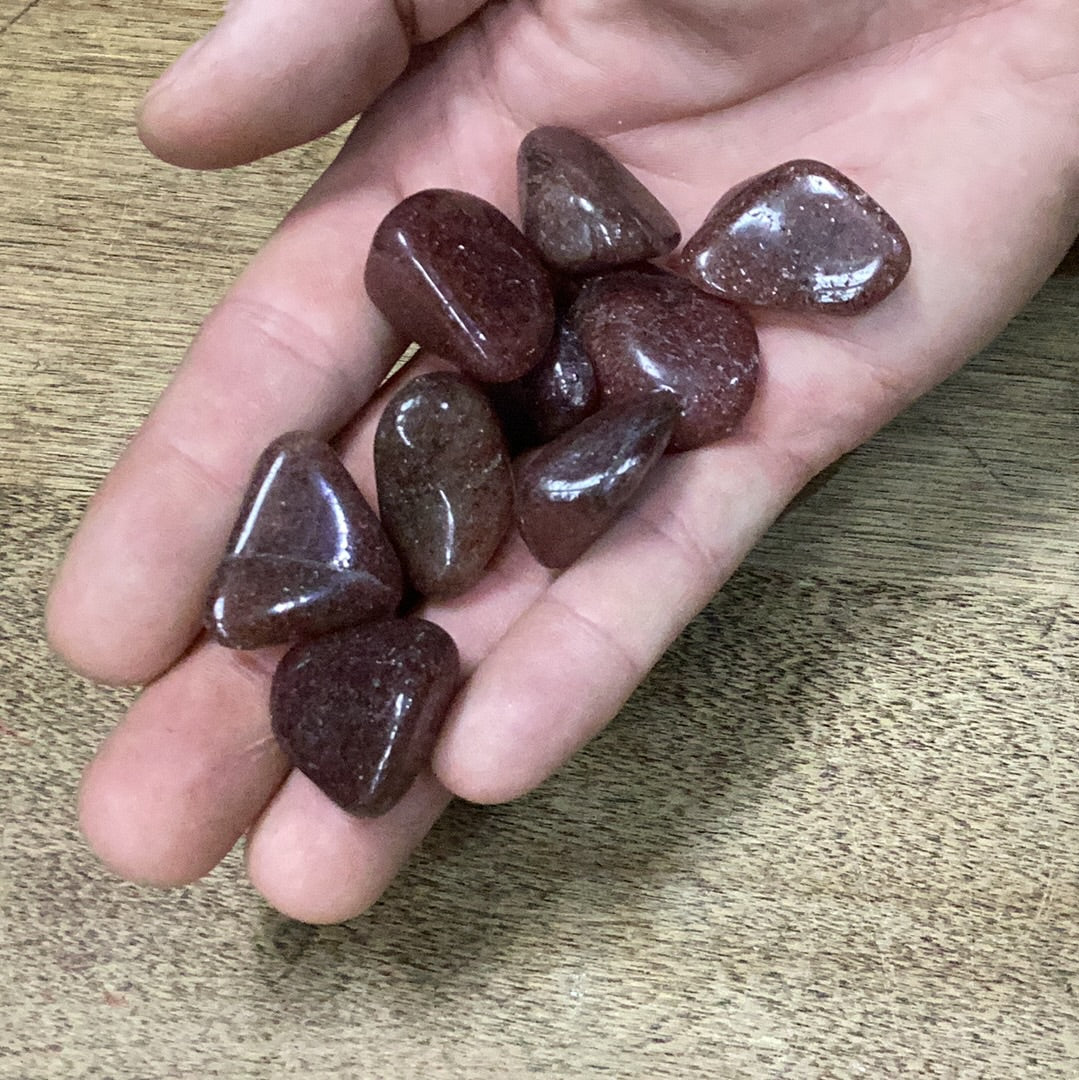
[{"x1": 1, "y1": 2, "x2": 1077, "y2": 1076}]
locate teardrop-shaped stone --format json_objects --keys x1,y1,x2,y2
[
  {"x1": 270, "y1": 618, "x2": 459, "y2": 817},
  {"x1": 365, "y1": 189, "x2": 555, "y2": 382},
  {"x1": 573, "y1": 270, "x2": 759, "y2": 452},
  {"x1": 375, "y1": 372, "x2": 513, "y2": 597},
  {"x1": 489, "y1": 313, "x2": 599, "y2": 451},
  {"x1": 516, "y1": 394, "x2": 679, "y2": 568},
  {"x1": 679, "y1": 159, "x2": 911, "y2": 314},
  {"x1": 205, "y1": 432, "x2": 403, "y2": 649},
  {"x1": 518, "y1": 127, "x2": 681, "y2": 273}
]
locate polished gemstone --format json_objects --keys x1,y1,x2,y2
[
  {"x1": 205, "y1": 432, "x2": 403, "y2": 650},
  {"x1": 518, "y1": 127, "x2": 681, "y2": 273},
  {"x1": 515, "y1": 394, "x2": 678, "y2": 568},
  {"x1": 489, "y1": 313, "x2": 599, "y2": 450},
  {"x1": 270, "y1": 618, "x2": 459, "y2": 817},
  {"x1": 365, "y1": 189, "x2": 555, "y2": 381},
  {"x1": 679, "y1": 159, "x2": 911, "y2": 314},
  {"x1": 573, "y1": 270, "x2": 759, "y2": 452},
  {"x1": 375, "y1": 372, "x2": 513, "y2": 596}
]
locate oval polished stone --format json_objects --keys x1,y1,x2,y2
[
  {"x1": 516, "y1": 394, "x2": 678, "y2": 569},
  {"x1": 364, "y1": 189, "x2": 556, "y2": 382},
  {"x1": 573, "y1": 270, "x2": 760, "y2": 452},
  {"x1": 489, "y1": 313, "x2": 599, "y2": 451},
  {"x1": 270, "y1": 618, "x2": 460, "y2": 817},
  {"x1": 518, "y1": 126, "x2": 681, "y2": 274},
  {"x1": 205, "y1": 432, "x2": 403, "y2": 650},
  {"x1": 375, "y1": 372, "x2": 513, "y2": 597},
  {"x1": 679, "y1": 159, "x2": 911, "y2": 314}
]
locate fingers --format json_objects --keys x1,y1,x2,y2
[
  {"x1": 46, "y1": 175, "x2": 403, "y2": 685},
  {"x1": 138, "y1": 0, "x2": 487, "y2": 168},
  {"x1": 79, "y1": 643, "x2": 288, "y2": 886},
  {"x1": 245, "y1": 770, "x2": 450, "y2": 924},
  {"x1": 77, "y1": 352, "x2": 552, "y2": 919}
]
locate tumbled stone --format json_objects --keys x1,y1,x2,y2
[
  {"x1": 518, "y1": 126, "x2": 681, "y2": 273},
  {"x1": 270, "y1": 618, "x2": 459, "y2": 817},
  {"x1": 516, "y1": 394, "x2": 678, "y2": 568},
  {"x1": 375, "y1": 372, "x2": 513, "y2": 596},
  {"x1": 365, "y1": 189, "x2": 555, "y2": 381},
  {"x1": 679, "y1": 159, "x2": 911, "y2": 314},
  {"x1": 573, "y1": 270, "x2": 759, "y2": 452},
  {"x1": 489, "y1": 313, "x2": 599, "y2": 451},
  {"x1": 205, "y1": 432, "x2": 403, "y2": 650}
]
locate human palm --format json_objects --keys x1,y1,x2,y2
[{"x1": 48, "y1": 0, "x2": 1079, "y2": 922}]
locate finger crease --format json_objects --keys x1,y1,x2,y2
[{"x1": 540, "y1": 592, "x2": 644, "y2": 682}]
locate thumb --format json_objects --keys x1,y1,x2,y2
[{"x1": 137, "y1": 0, "x2": 487, "y2": 169}]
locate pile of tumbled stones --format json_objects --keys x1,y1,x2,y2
[{"x1": 202, "y1": 128, "x2": 911, "y2": 817}]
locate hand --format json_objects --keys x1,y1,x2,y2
[{"x1": 48, "y1": 0, "x2": 1079, "y2": 923}]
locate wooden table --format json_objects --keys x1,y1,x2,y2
[{"x1": 1, "y1": 3, "x2": 1077, "y2": 1076}]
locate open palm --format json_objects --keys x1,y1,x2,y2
[{"x1": 48, "y1": 0, "x2": 1079, "y2": 922}]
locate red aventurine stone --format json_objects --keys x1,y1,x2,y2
[
  {"x1": 515, "y1": 394, "x2": 679, "y2": 569},
  {"x1": 205, "y1": 432, "x2": 403, "y2": 650},
  {"x1": 572, "y1": 270, "x2": 759, "y2": 452},
  {"x1": 488, "y1": 312, "x2": 599, "y2": 451},
  {"x1": 374, "y1": 372, "x2": 513, "y2": 597},
  {"x1": 364, "y1": 189, "x2": 555, "y2": 382},
  {"x1": 679, "y1": 159, "x2": 911, "y2": 314},
  {"x1": 270, "y1": 618, "x2": 459, "y2": 817},
  {"x1": 518, "y1": 126, "x2": 681, "y2": 273}
]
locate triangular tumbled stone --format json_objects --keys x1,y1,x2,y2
[
  {"x1": 205, "y1": 432, "x2": 403, "y2": 649},
  {"x1": 518, "y1": 127, "x2": 681, "y2": 273},
  {"x1": 679, "y1": 159, "x2": 911, "y2": 314},
  {"x1": 515, "y1": 394, "x2": 679, "y2": 568},
  {"x1": 271, "y1": 618, "x2": 459, "y2": 816}
]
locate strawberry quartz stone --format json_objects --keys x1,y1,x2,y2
[
  {"x1": 374, "y1": 372, "x2": 514, "y2": 597},
  {"x1": 364, "y1": 189, "x2": 555, "y2": 382},
  {"x1": 572, "y1": 269, "x2": 760, "y2": 452},
  {"x1": 204, "y1": 432, "x2": 402, "y2": 649},
  {"x1": 679, "y1": 159, "x2": 911, "y2": 314},
  {"x1": 517, "y1": 126, "x2": 681, "y2": 273},
  {"x1": 270, "y1": 618, "x2": 459, "y2": 817}
]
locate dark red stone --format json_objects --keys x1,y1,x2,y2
[
  {"x1": 205, "y1": 432, "x2": 403, "y2": 650},
  {"x1": 375, "y1": 372, "x2": 513, "y2": 597},
  {"x1": 270, "y1": 618, "x2": 459, "y2": 817},
  {"x1": 573, "y1": 270, "x2": 759, "y2": 452},
  {"x1": 518, "y1": 127, "x2": 681, "y2": 274},
  {"x1": 489, "y1": 313, "x2": 599, "y2": 450},
  {"x1": 679, "y1": 159, "x2": 911, "y2": 314},
  {"x1": 364, "y1": 189, "x2": 555, "y2": 381},
  {"x1": 515, "y1": 394, "x2": 678, "y2": 568}
]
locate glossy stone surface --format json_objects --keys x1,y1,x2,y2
[
  {"x1": 516, "y1": 394, "x2": 678, "y2": 568},
  {"x1": 518, "y1": 127, "x2": 681, "y2": 273},
  {"x1": 375, "y1": 372, "x2": 513, "y2": 597},
  {"x1": 270, "y1": 618, "x2": 459, "y2": 817},
  {"x1": 573, "y1": 270, "x2": 759, "y2": 452},
  {"x1": 365, "y1": 189, "x2": 555, "y2": 381},
  {"x1": 205, "y1": 432, "x2": 403, "y2": 650},
  {"x1": 679, "y1": 159, "x2": 911, "y2": 314},
  {"x1": 489, "y1": 313, "x2": 599, "y2": 450}
]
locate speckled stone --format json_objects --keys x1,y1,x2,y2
[
  {"x1": 518, "y1": 126, "x2": 681, "y2": 273},
  {"x1": 489, "y1": 313, "x2": 599, "y2": 451},
  {"x1": 270, "y1": 618, "x2": 459, "y2": 817},
  {"x1": 573, "y1": 270, "x2": 759, "y2": 452},
  {"x1": 375, "y1": 372, "x2": 513, "y2": 597},
  {"x1": 365, "y1": 189, "x2": 555, "y2": 381},
  {"x1": 679, "y1": 159, "x2": 911, "y2": 314},
  {"x1": 204, "y1": 432, "x2": 403, "y2": 650},
  {"x1": 516, "y1": 394, "x2": 678, "y2": 568}
]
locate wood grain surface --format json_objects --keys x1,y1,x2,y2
[{"x1": 1, "y1": 3, "x2": 1077, "y2": 1077}]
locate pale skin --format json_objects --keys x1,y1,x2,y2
[{"x1": 47, "y1": 0, "x2": 1079, "y2": 923}]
